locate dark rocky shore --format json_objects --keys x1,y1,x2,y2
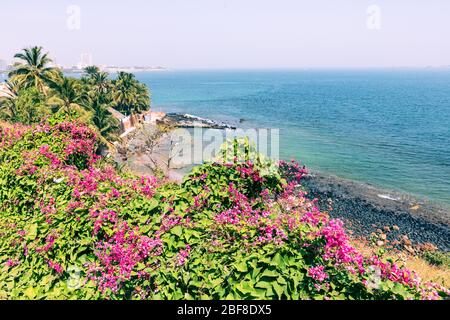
[
  {"x1": 163, "y1": 113, "x2": 237, "y2": 129},
  {"x1": 302, "y1": 172, "x2": 450, "y2": 252}
]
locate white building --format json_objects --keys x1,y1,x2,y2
[{"x1": 77, "y1": 53, "x2": 93, "y2": 69}]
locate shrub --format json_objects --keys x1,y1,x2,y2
[
  {"x1": 0, "y1": 121, "x2": 448, "y2": 300},
  {"x1": 422, "y1": 251, "x2": 450, "y2": 268}
]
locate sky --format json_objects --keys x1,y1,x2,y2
[{"x1": 1, "y1": 0, "x2": 449, "y2": 69}]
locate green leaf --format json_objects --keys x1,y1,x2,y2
[
  {"x1": 24, "y1": 287, "x2": 36, "y2": 299},
  {"x1": 171, "y1": 225, "x2": 183, "y2": 237},
  {"x1": 26, "y1": 224, "x2": 38, "y2": 240},
  {"x1": 272, "y1": 282, "x2": 284, "y2": 299},
  {"x1": 255, "y1": 281, "x2": 271, "y2": 290},
  {"x1": 261, "y1": 268, "x2": 279, "y2": 278},
  {"x1": 234, "y1": 262, "x2": 248, "y2": 273}
]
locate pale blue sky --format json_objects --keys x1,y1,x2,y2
[{"x1": 1, "y1": 0, "x2": 449, "y2": 68}]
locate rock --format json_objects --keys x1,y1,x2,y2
[
  {"x1": 376, "y1": 240, "x2": 385, "y2": 247},
  {"x1": 404, "y1": 245, "x2": 415, "y2": 254},
  {"x1": 421, "y1": 242, "x2": 438, "y2": 252},
  {"x1": 403, "y1": 238, "x2": 412, "y2": 246}
]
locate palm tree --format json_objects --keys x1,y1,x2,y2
[
  {"x1": 84, "y1": 65, "x2": 100, "y2": 77},
  {"x1": 91, "y1": 71, "x2": 111, "y2": 99},
  {"x1": 90, "y1": 97, "x2": 120, "y2": 147},
  {"x1": 135, "y1": 83, "x2": 151, "y2": 113},
  {"x1": 47, "y1": 77, "x2": 91, "y2": 121},
  {"x1": 0, "y1": 81, "x2": 50, "y2": 124},
  {"x1": 112, "y1": 72, "x2": 150, "y2": 115},
  {"x1": 0, "y1": 80, "x2": 18, "y2": 120},
  {"x1": 112, "y1": 72, "x2": 137, "y2": 115},
  {"x1": 8, "y1": 46, "x2": 59, "y2": 94}
]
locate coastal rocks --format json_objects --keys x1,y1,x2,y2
[
  {"x1": 376, "y1": 240, "x2": 385, "y2": 247},
  {"x1": 302, "y1": 172, "x2": 450, "y2": 252},
  {"x1": 162, "y1": 113, "x2": 236, "y2": 129},
  {"x1": 404, "y1": 245, "x2": 416, "y2": 255}
]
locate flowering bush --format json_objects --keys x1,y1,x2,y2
[{"x1": 0, "y1": 121, "x2": 448, "y2": 300}]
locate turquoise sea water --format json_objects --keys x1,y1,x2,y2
[{"x1": 135, "y1": 70, "x2": 450, "y2": 206}]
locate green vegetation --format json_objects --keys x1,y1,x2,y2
[
  {"x1": 0, "y1": 46, "x2": 151, "y2": 148},
  {"x1": 0, "y1": 47, "x2": 448, "y2": 300},
  {"x1": 8, "y1": 46, "x2": 60, "y2": 93},
  {"x1": 112, "y1": 72, "x2": 151, "y2": 115},
  {"x1": 0, "y1": 121, "x2": 448, "y2": 299},
  {"x1": 422, "y1": 251, "x2": 450, "y2": 268}
]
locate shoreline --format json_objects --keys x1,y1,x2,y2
[
  {"x1": 302, "y1": 171, "x2": 449, "y2": 251},
  {"x1": 119, "y1": 111, "x2": 450, "y2": 251}
]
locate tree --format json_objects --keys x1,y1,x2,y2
[
  {"x1": 47, "y1": 77, "x2": 91, "y2": 121},
  {"x1": 112, "y1": 72, "x2": 150, "y2": 115},
  {"x1": 90, "y1": 71, "x2": 111, "y2": 101},
  {"x1": 112, "y1": 72, "x2": 136, "y2": 114},
  {"x1": 135, "y1": 83, "x2": 151, "y2": 113},
  {"x1": 8, "y1": 46, "x2": 59, "y2": 94},
  {"x1": 0, "y1": 79, "x2": 18, "y2": 117},
  {"x1": 90, "y1": 97, "x2": 120, "y2": 148},
  {"x1": 0, "y1": 87, "x2": 50, "y2": 124},
  {"x1": 84, "y1": 65, "x2": 100, "y2": 77}
]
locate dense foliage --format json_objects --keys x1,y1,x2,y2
[
  {"x1": 0, "y1": 121, "x2": 448, "y2": 300},
  {"x1": 1, "y1": 46, "x2": 151, "y2": 148}
]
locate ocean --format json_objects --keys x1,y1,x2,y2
[{"x1": 135, "y1": 69, "x2": 450, "y2": 207}]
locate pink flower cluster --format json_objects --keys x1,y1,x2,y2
[
  {"x1": 157, "y1": 215, "x2": 192, "y2": 235},
  {"x1": 54, "y1": 122, "x2": 98, "y2": 165},
  {"x1": 134, "y1": 176, "x2": 158, "y2": 198},
  {"x1": 213, "y1": 183, "x2": 287, "y2": 245},
  {"x1": 91, "y1": 209, "x2": 118, "y2": 235},
  {"x1": 88, "y1": 222, "x2": 162, "y2": 293},
  {"x1": 257, "y1": 224, "x2": 287, "y2": 245},
  {"x1": 278, "y1": 159, "x2": 308, "y2": 184},
  {"x1": 235, "y1": 161, "x2": 263, "y2": 182},
  {"x1": 308, "y1": 265, "x2": 329, "y2": 282},
  {"x1": 0, "y1": 125, "x2": 27, "y2": 149},
  {"x1": 47, "y1": 260, "x2": 63, "y2": 274},
  {"x1": 176, "y1": 244, "x2": 191, "y2": 266},
  {"x1": 36, "y1": 234, "x2": 57, "y2": 253},
  {"x1": 39, "y1": 144, "x2": 61, "y2": 167}
]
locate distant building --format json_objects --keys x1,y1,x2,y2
[
  {"x1": 108, "y1": 108, "x2": 163, "y2": 137},
  {"x1": 77, "y1": 53, "x2": 93, "y2": 69},
  {"x1": 107, "y1": 107, "x2": 137, "y2": 136},
  {"x1": 143, "y1": 111, "x2": 166, "y2": 124}
]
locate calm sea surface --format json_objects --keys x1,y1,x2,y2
[{"x1": 135, "y1": 69, "x2": 450, "y2": 206}]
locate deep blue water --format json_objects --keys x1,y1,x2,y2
[{"x1": 135, "y1": 70, "x2": 450, "y2": 206}]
